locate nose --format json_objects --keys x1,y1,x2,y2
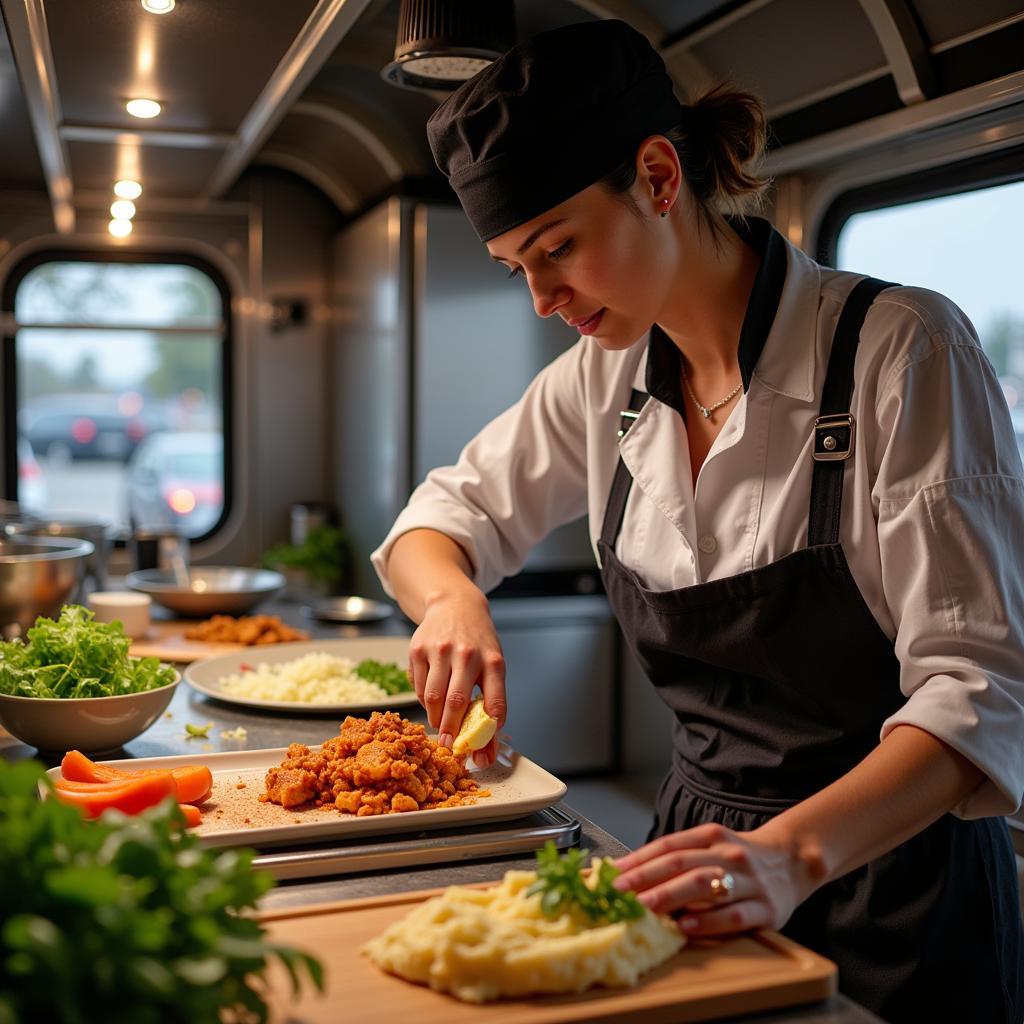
[{"x1": 526, "y1": 269, "x2": 571, "y2": 319}]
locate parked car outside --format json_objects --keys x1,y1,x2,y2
[
  {"x1": 20, "y1": 394, "x2": 166, "y2": 463},
  {"x1": 16, "y1": 437, "x2": 47, "y2": 511},
  {"x1": 125, "y1": 431, "x2": 224, "y2": 537}
]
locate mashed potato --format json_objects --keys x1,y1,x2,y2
[
  {"x1": 363, "y1": 861, "x2": 684, "y2": 1003},
  {"x1": 217, "y1": 653, "x2": 389, "y2": 704}
]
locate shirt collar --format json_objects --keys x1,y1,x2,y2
[{"x1": 642, "y1": 216, "x2": 821, "y2": 409}]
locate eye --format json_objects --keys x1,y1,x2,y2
[
  {"x1": 547, "y1": 240, "x2": 573, "y2": 261},
  {"x1": 506, "y1": 265, "x2": 522, "y2": 280}
]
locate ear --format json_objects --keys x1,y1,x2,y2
[{"x1": 635, "y1": 135, "x2": 682, "y2": 216}]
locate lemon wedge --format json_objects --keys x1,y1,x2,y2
[{"x1": 452, "y1": 697, "x2": 499, "y2": 757}]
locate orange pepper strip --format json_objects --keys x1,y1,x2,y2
[
  {"x1": 177, "y1": 803, "x2": 202, "y2": 828},
  {"x1": 53, "y1": 772, "x2": 177, "y2": 819},
  {"x1": 61, "y1": 749, "x2": 213, "y2": 805}
]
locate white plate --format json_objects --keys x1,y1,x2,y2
[
  {"x1": 45, "y1": 743, "x2": 567, "y2": 848},
  {"x1": 184, "y1": 636, "x2": 420, "y2": 714}
]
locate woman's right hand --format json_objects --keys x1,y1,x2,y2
[{"x1": 408, "y1": 584, "x2": 507, "y2": 768}]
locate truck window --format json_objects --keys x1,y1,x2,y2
[{"x1": 4, "y1": 256, "x2": 231, "y2": 540}]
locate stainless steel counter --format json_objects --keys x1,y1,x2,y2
[{"x1": 0, "y1": 600, "x2": 883, "y2": 1023}]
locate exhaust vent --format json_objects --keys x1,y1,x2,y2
[{"x1": 382, "y1": 0, "x2": 516, "y2": 92}]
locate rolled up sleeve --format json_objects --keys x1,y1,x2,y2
[
  {"x1": 874, "y1": 332, "x2": 1024, "y2": 818},
  {"x1": 371, "y1": 341, "x2": 591, "y2": 597}
]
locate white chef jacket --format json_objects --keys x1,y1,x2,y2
[{"x1": 372, "y1": 219, "x2": 1024, "y2": 820}]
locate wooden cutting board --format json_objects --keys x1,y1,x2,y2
[
  {"x1": 259, "y1": 887, "x2": 837, "y2": 1024},
  {"x1": 128, "y1": 621, "x2": 248, "y2": 662}
]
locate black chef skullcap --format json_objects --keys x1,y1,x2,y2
[{"x1": 427, "y1": 19, "x2": 684, "y2": 242}]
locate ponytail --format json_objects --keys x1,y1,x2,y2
[{"x1": 601, "y1": 82, "x2": 771, "y2": 238}]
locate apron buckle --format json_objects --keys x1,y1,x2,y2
[
  {"x1": 813, "y1": 414, "x2": 855, "y2": 461},
  {"x1": 617, "y1": 409, "x2": 640, "y2": 439}
]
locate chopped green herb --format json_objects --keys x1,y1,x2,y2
[
  {"x1": 527, "y1": 841, "x2": 645, "y2": 924},
  {"x1": 355, "y1": 659, "x2": 413, "y2": 695},
  {"x1": 0, "y1": 760, "x2": 322, "y2": 1022},
  {"x1": 0, "y1": 605, "x2": 176, "y2": 699},
  {"x1": 184, "y1": 722, "x2": 213, "y2": 739}
]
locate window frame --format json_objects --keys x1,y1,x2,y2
[
  {"x1": 815, "y1": 143, "x2": 1024, "y2": 268},
  {"x1": 1, "y1": 249, "x2": 235, "y2": 542}
]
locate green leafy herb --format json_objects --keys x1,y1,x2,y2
[
  {"x1": 262, "y1": 524, "x2": 352, "y2": 589},
  {"x1": 0, "y1": 605, "x2": 176, "y2": 699},
  {"x1": 184, "y1": 722, "x2": 213, "y2": 739},
  {"x1": 527, "y1": 841, "x2": 645, "y2": 924},
  {"x1": 354, "y1": 659, "x2": 412, "y2": 695},
  {"x1": 0, "y1": 761, "x2": 322, "y2": 1023}
]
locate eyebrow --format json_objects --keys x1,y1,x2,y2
[{"x1": 489, "y1": 219, "x2": 569, "y2": 262}]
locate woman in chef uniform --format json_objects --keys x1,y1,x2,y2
[{"x1": 371, "y1": 19, "x2": 1024, "y2": 1021}]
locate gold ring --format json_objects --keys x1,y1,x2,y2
[{"x1": 709, "y1": 871, "x2": 735, "y2": 903}]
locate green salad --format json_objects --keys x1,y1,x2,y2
[
  {"x1": 0, "y1": 605, "x2": 176, "y2": 699},
  {"x1": 0, "y1": 760, "x2": 322, "y2": 1024}
]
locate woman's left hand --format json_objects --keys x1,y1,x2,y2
[{"x1": 612, "y1": 822, "x2": 827, "y2": 937}]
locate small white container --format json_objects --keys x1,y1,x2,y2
[{"x1": 87, "y1": 591, "x2": 152, "y2": 638}]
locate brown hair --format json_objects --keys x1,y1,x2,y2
[{"x1": 601, "y1": 83, "x2": 771, "y2": 238}]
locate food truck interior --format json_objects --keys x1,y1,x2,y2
[{"x1": 0, "y1": 1, "x2": 1022, "y2": 1018}]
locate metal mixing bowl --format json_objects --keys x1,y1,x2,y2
[
  {"x1": 0, "y1": 536, "x2": 95, "y2": 638},
  {"x1": 125, "y1": 566, "x2": 285, "y2": 616},
  {"x1": 9, "y1": 516, "x2": 112, "y2": 596}
]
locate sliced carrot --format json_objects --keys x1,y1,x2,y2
[
  {"x1": 177, "y1": 803, "x2": 202, "y2": 828},
  {"x1": 61, "y1": 750, "x2": 213, "y2": 805},
  {"x1": 53, "y1": 772, "x2": 177, "y2": 819}
]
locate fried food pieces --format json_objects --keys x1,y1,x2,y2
[
  {"x1": 184, "y1": 614, "x2": 309, "y2": 645},
  {"x1": 261, "y1": 711, "x2": 490, "y2": 816}
]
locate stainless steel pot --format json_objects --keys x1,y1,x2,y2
[{"x1": 0, "y1": 536, "x2": 95, "y2": 638}]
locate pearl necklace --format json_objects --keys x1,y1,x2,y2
[{"x1": 680, "y1": 362, "x2": 743, "y2": 420}]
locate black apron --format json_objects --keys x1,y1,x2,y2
[{"x1": 599, "y1": 277, "x2": 1024, "y2": 1023}]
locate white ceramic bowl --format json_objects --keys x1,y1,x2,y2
[{"x1": 0, "y1": 673, "x2": 179, "y2": 754}]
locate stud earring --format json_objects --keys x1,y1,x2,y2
[{"x1": 660, "y1": 199, "x2": 670, "y2": 219}]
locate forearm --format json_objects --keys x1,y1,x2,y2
[
  {"x1": 387, "y1": 529, "x2": 484, "y2": 623},
  {"x1": 758, "y1": 724, "x2": 986, "y2": 896}
]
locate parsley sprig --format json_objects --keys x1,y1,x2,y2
[
  {"x1": 527, "y1": 841, "x2": 645, "y2": 924},
  {"x1": 0, "y1": 760, "x2": 322, "y2": 1023}
]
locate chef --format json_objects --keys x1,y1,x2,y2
[{"x1": 371, "y1": 19, "x2": 1024, "y2": 1021}]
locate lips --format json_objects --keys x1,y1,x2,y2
[{"x1": 568, "y1": 309, "x2": 604, "y2": 334}]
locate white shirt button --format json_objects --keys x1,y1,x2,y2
[{"x1": 698, "y1": 534, "x2": 717, "y2": 554}]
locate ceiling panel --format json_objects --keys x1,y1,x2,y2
[
  {"x1": 690, "y1": 0, "x2": 886, "y2": 112},
  {"x1": 639, "y1": 0, "x2": 734, "y2": 40},
  {"x1": 913, "y1": 0, "x2": 1024, "y2": 48},
  {"x1": 0, "y1": 12, "x2": 44, "y2": 189},
  {"x1": 45, "y1": 0, "x2": 318, "y2": 133},
  {"x1": 67, "y1": 138, "x2": 226, "y2": 199}
]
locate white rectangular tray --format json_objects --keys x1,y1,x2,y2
[{"x1": 46, "y1": 743, "x2": 567, "y2": 850}]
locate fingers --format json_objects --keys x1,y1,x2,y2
[
  {"x1": 677, "y1": 899, "x2": 772, "y2": 937},
  {"x1": 615, "y1": 823, "x2": 731, "y2": 872},
  {"x1": 480, "y1": 647, "x2": 507, "y2": 728},
  {"x1": 420, "y1": 641, "x2": 452, "y2": 731},
  {"x1": 437, "y1": 644, "x2": 481, "y2": 746},
  {"x1": 473, "y1": 735, "x2": 499, "y2": 769},
  {"x1": 618, "y1": 851, "x2": 743, "y2": 910}
]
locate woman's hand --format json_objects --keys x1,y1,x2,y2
[
  {"x1": 408, "y1": 585, "x2": 507, "y2": 767},
  {"x1": 612, "y1": 822, "x2": 827, "y2": 937}
]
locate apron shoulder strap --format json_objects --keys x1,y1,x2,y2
[
  {"x1": 599, "y1": 388, "x2": 649, "y2": 548},
  {"x1": 807, "y1": 276, "x2": 898, "y2": 547}
]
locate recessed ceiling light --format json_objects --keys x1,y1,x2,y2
[
  {"x1": 141, "y1": 0, "x2": 175, "y2": 12},
  {"x1": 109, "y1": 219, "x2": 133, "y2": 238},
  {"x1": 110, "y1": 200, "x2": 137, "y2": 220},
  {"x1": 126, "y1": 98, "x2": 161, "y2": 119},
  {"x1": 114, "y1": 179, "x2": 142, "y2": 200}
]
